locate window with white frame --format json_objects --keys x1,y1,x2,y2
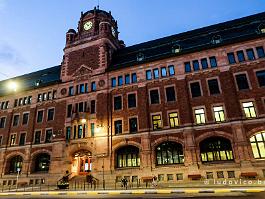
[
  {"x1": 194, "y1": 108, "x2": 206, "y2": 124},
  {"x1": 242, "y1": 102, "x2": 257, "y2": 118},
  {"x1": 213, "y1": 106, "x2": 225, "y2": 122}
]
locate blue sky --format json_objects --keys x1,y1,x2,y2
[{"x1": 0, "y1": 0, "x2": 264, "y2": 80}]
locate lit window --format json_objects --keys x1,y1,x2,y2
[
  {"x1": 156, "y1": 142, "x2": 184, "y2": 165},
  {"x1": 152, "y1": 114, "x2": 162, "y2": 130},
  {"x1": 194, "y1": 108, "x2": 206, "y2": 124},
  {"x1": 66, "y1": 127, "x2": 71, "y2": 141},
  {"x1": 169, "y1": 113, "x2": 179, "y2": 128},
  {"x1": 242, "y1": 101, "x2": 256, "y2": 118},
  {"x1": 213, "y1": 106, "x2": 225, "y2": 122},
  {"x1": 116, "y1": 146, "x2": 140, "y2": 168},
  {"x1": 250, "y1": 132, "x2": 265, "y2": 159},
  {"x1": 10, "y1": 134, "x2": 16, "y2": 146}
]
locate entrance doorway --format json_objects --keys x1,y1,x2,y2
[{"x1": 72, "y1": 150, "x2": 92, "y2": 176}]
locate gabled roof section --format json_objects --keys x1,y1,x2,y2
[
  {"x1": 0, "y1": 65, "x2": 61, "y2": 97},
  {"x1": 109, "y1": 12, "x2": 265, "y2": 71}
]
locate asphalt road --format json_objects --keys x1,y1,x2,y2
[{"x1": 1, "y1": 192, "x2": 265, "y2": 198}]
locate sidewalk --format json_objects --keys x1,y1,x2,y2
[{"x1": 0, "y1": 187, "x2": 264, "y2": 197}]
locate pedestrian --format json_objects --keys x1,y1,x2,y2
[
  {"x1": 152, "y1": 175, "x2": 158, "y2": 188},
  {"x1": 121, "y1": 177, "x2": 128, "y2": 189}
]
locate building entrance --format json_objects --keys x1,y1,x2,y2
[{"x1": 72, "y1": 150, "x2": 92, "y2": 176}]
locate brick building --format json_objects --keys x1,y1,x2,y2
[{"x1": 0, "y1": 7, "x2": 265, "y2": 186}]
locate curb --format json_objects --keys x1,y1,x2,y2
[{"x1": 0, "y1": 188, "x2": 264, "y2": 196}]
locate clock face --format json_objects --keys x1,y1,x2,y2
[
  {"x1": 84, "y1": 21, "x2": 93, "y2": 31},
  {"x1": 111, "y1": 27, "x2": 116, "y2": 37}
]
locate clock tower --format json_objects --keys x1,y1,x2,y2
[{"x1": 61, "y1": 7, "x2": 124, "y2": 82}]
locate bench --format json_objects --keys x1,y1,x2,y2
[
  {"x1": 188, "y1": 174, "x2": 202, "y2": 180},
  {"x1": 240, "y1": 172, "x2": 258, "y2": 179}
]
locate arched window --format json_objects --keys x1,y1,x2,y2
[
  {"x1": 116, "y1": 146, "x2": 140, "y2": 168},
  {"x1": 250, "y1": 131, "x2": 265, "y2": 159},
  {"x1": 8, "y1": 155, "x2": 23, "y2": 174},
  {"x1": 200, "y1": 137, "x2": 233, "y2": 162},
  {"x1": 156, "y1": 142, "x2": 184, "y2": 165},
  {"x1": 34, "y1": 153, "x2": 50, "y2": 173}
]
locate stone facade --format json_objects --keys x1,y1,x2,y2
[{"x1": 0, "y1": 8, "x2": 265, "y2": 187}]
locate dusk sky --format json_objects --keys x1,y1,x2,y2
[{"x1": 0, "y1": 0, "x2": 264, "y2": 81}]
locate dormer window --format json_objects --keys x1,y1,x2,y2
[
  {"x1": 257, "y1": 24, "x2": 265, "y2": 34},
  {"x1": 211, "y1": 35, "x2": 222, "y2": 45},
  {"x1": 136, "y1": 52, "x2": 145, "y2": 62},
  {"x1": 172, "y1": 44, "x2": 181, "y2": 54}
]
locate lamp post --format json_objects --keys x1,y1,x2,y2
[
  {"x1": 16, "y1": 167, "x2": 21, "y2": 189},
  {"x1": 102, "y1": 154, "x2": 105, "y2": 190}
]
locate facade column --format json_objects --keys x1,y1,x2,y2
[{"x1": 141, "y1": 134, "x2": 152, "y2": 171}]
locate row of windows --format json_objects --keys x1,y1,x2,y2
[
  {"x1": 67, "y1": 100, "x2": 96, "y2": 118},
  {"x1": 69, "y1": 82, "x2": 96, "y2": 96},
  {"x1": 37, "y1": 90, "x2": 57, "y2": 102},
  {"x1": 227, "y1": 46, "x2": 265, "y2": 64},
  {"x1": 185, "y1": 56, "x2": 218, "y2": 73},
  {"x1": 115, "y1": 132, "x2": 265, "y2": 168},
  {"x1": 66, "y1": 123, "x2": 95, "y2": 141},
  {"x1": 146, "y1": 65, "x2": 175, "y2": 80},
  {"x1": 14, "y1": 96, "x2": 32, "y2": 107},
  {"x1": 0, "y1": 108, "x2": 55, "y2": 129},
  {"x1": 111, "y1": 73, "x2": 137, "y2": 87}
]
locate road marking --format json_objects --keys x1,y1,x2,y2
[
  {"x1": 132, "y1": 190, "x2": 145, "y2": 194},
  {"x1": 246, "y1": 189, "x2": 264, "y2": 193},
  {"x1": 185, "y1": 190, "x2": 200, "y2": 194},
  {"x1": 157, "y1": 189, "x2": 172, "y2": 194},
  {"x1": 215, "y1": 189, "x2": 231, "y2": 193}
]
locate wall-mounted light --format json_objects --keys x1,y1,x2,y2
[{"x1": 81, "y1": 119, "x2": 87, "y2": 124}]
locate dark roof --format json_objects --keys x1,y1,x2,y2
[
  {"x1": 0, "y1": 65, "x2": 61, "y2": 97},
  {"x1": 109, "y1": 12, "x2": 265, "y2": 71}
]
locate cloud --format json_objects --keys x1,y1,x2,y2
[{"x1": 0, "y1": 41, "x2": 30, "y2": 81}]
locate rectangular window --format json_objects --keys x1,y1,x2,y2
[
  {"x1": 47, "y1": 92, "x2": 52, "y2": 100},
  {"x1": 79, "y1": 84, "x2": 85, "y2": 94},
  {"x1": 78, "y1": 125, "x2": 82, "y2": 139},
  {"x1": 78, "y1": 102, "x2": 84, "y2": 112},
  {"x1": 185, "y1": 62, "x2": 191, "y2": 73},
  {"x1": 114, "y1": 96, "x2": 122, "y2": 110},
  {"x1": 242, "y1": 102, "x2": 257, "y2": 118},
  {"x1": 37, "y1": 110, "x2": 43, "y2": 123},
  {"x1": 192, "y1": 60, "x2": 200, "y2": 71},
  {"x1": 167, "y1": 174, "x2": 173, "y2": 181},
  {"x1": 66, "y1": 127, "x2": 71, "y2": 141},
  {"x1": 227, "y1": 52, "x2": 236, "y2": 64},
  {"x1": 76, "y1": 85, "x2": 79, "y2": 95},
  {"x1": 256, "y1": 70, "x2": 265, "y2": 87},
  {"x1": 153, "y1": 68, "x2": 159, "y2": 79},
  {"x1": 161, "y1": 67, "x2": 167, "y2": 77},
  {"x1": 91, "y1": 123, "x2": 95, "y2": 137},
  {"x1": 37, "y1": 94, "x2": 42, "y2": 102},
  {"x1": 111, "y1": 77, "x2": 116, "y2": 87},
  {"x1": 85, "y1": 84, "x2": 88, "y2": 93},
  {"x1": 47, "y1": 108, "x2": 55, "y2": 121},
  {"x1": 208, "y1": 79, "x2": 220, "y2": 95},
  {"x1": 125, "y1": 74, "x2": 130, "y2": 84},
  {"x1": 194, "y1": 108, "x2": 206, "y2": 124},
  {"x1": 168, "y1": 65, "x2": 175, "y2": 76},
  {"x1": 69, "y1": 86, "x2": 74, "y2": 96},
  {"x1": 129, "y1": 118, "x2": 138, "y2": 133},
  {"x1": 13, "y1": 115, "x2": 19, "y2": 126},
  {"x1": 128, "y1": 93, "x2": 136, "y2": 108},
  {"x1": 28, "y1": 96, "x2": 32, "y2": 104},
  {"x1": 235, "y1": 74, "x2": 249, "y2": 90},
  {"x1": 131, "y1": 73, "x2": 137, "y2": 83},
  {"x1": 118, "y1": 76, "x2": 123, "y2": 86},
  {"x1": 165, "y1": 86, "x2": 176, "y2": 102},
  {"x1": 176, "y1": 173, "x2": 183, "y2": 181},
  {"x1": 213, "y1": 106, "x2": 225, "y2": 122},
  {"x1": 91, "y1": 81, "x2": 96, "y2": 91},
  {"x1": 0, "y1": 117, "x2": 6, "y2": 128},
  {"x1": 0, "y1": 136, "x2": 2, "y2": 146},
  {"x1": 90, "y1": 100, "x2": 96, "y2": 114},
  {"x1": 169, "y1": 112, "x2": 179, "y2": 128},
  {"x1": 209, "y1": 56, "x2": 217, "y2": 68},
  {"x1": 19, "y1": 133, "x2": 26, "y2": 146},
  {"x1": 150, "y1": 89, "x2": 160, "y2": 104},
  {"x1": 22, "y1": 113, "x2": 29, "y2": 125},
  {"x1": 190, "y1": 82, "x2": 202, "y2": 98},
  {"x1": 256, "y1": 46, "x2": 265, "y2": 58},
  {"x1": 152, "y1": 114, "x2": 162, "y2": 130},
  {"x1": 53, "y1": 90, "x2": 57, "y2": 99},
  {"x1": 146, "y1": 70, "x2": 152, "y2": 80},
  {"x1": 45, "y1": 129, "x2": 53, "y2": 143},
  {"x1": 14, "y1": 99, "x2": 18, "y2": 107},
  {"x1": 114, "y1": 120, "x2": 122, "y2": 135},
  {"x1": 67, "y1": 104, "x2": 72, "y2": 118},
  {"x1": 73, "y1": 126, "x2": 77, "y2": 139},
  {"x1": 201, "y1": 58, "x2": 208, "y2": 69},
  {"x1": 237, "y1": 50, "x2": 245, "y2": 62},
  {"x1": 246, "y1": 49, "x2": 255, "y2": 60},
  {"x1": 10, "y1": 134, "x2": 16, "y2": 146}
]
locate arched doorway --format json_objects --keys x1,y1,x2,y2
[
  {"x1": 116, "y1": 145, "x2": 140, "y2": 168},
  {"x1": 156, "y1": 142, "x2": 184, "y2": 165},
  {"x1": 72, "y1": 150, "x2": 92, "y2": 176},
  {"x1": 32, "y1": 153, "x2": 50, "y2": 173},
  {"x1": 6, "y1": 155, "x2": 23, "y2": 174}
]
